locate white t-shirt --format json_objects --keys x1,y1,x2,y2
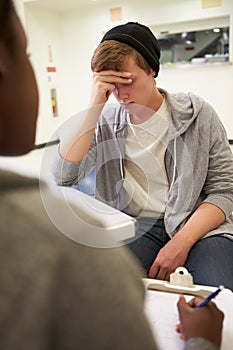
[{"x1": 123, "y1": 96, "x2": 171, "y2": 218}]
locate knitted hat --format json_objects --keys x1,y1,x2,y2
[{"x1": 101, "y1": 22, "x2": 161, "y2": 77}]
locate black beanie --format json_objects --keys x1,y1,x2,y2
[{"x1": 101, "y1": 22, "x2": 161, "y2": 77}]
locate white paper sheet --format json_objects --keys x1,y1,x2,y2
[{"x1": 144, "y1": 289, "x2": 233, "y2": 350}]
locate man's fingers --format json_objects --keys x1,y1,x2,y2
[
  {"x1": 94, "y1": 70, "x2": 131, "y2": 77},
  {"x1": 148, "y1": 265, "x2": 159, "y2": 278},
  {"x1": 93, "y1": 71, "x2": 132, "y2": 85}
]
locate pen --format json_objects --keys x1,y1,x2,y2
[{"x1": 194, "y1": 285, "x2": 224, "y2": 308}]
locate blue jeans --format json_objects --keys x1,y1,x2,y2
[{"x1": 126, "y1": 218, "x2": 233, "y2": 291}]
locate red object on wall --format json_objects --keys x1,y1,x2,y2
[{"x1": 47, "y1": 66, "x2": 56, "y2": 73}]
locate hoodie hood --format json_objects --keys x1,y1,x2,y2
[{"x1": 160, "y1": 89, "x2": 205, "y2": 141}]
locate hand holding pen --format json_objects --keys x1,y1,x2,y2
[
  {"x1": 176, "y1": 287, "x2": 225, "y2": 348},
  {"x1": 194, "y1": 285, "x2": 224, "y2": 308}
]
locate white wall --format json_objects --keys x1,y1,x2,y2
[
  {"x1": 23, "y1": 0, "x2": 233, "y2": 142},
  {"x1": 157, "y1": 63, "x2": 233, "y2": 138},
  {"x1": 24, "y1": 6, "x2": 67, "y2": 144}
]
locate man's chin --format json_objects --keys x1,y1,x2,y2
[
  {"x1": 121, "y1": 102, "x2": 133, "y2": 111},
  {"x1": 122, "y1": 104, "x2": 132, "y2": 113},
  {"x1": 122, "y1": 103, "x2": 144, "y2": 115}
]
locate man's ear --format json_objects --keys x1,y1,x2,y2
[{"x1": 150, "y1": 69, "x2": 156, "y2": 78}]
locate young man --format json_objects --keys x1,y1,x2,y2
[
  {"x1": 0, "y1": 5, "x2": 224, "y2": 350},
  {"x1": 53, "y1": 22, "x2": 233, "y2": 291}
]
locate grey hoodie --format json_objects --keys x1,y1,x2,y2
[{"x1": 52, "y1": 89, "x2": 233, "y2": 239}]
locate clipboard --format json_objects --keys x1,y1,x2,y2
[
  {"x1": 143, "y1": 267, "x2": 233, "y2": 350},
  {"x1": 143, "y1": 267, "x2": 216, "y2": 297}
]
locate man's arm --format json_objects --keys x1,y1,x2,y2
[
  {"x1": 148, "y1": 202, "x2": 225, "y2": 280},
  {"x1": 59, "y1": 70, "x2": 132, "y2": 162}
]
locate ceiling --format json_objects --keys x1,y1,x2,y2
[{"x1": 23, "y1": 0, "x2": 127, "y2": 12}]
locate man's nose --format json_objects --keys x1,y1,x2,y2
[{"x1": 115, "y1": 84, "x2": 129, "y2": 100}]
